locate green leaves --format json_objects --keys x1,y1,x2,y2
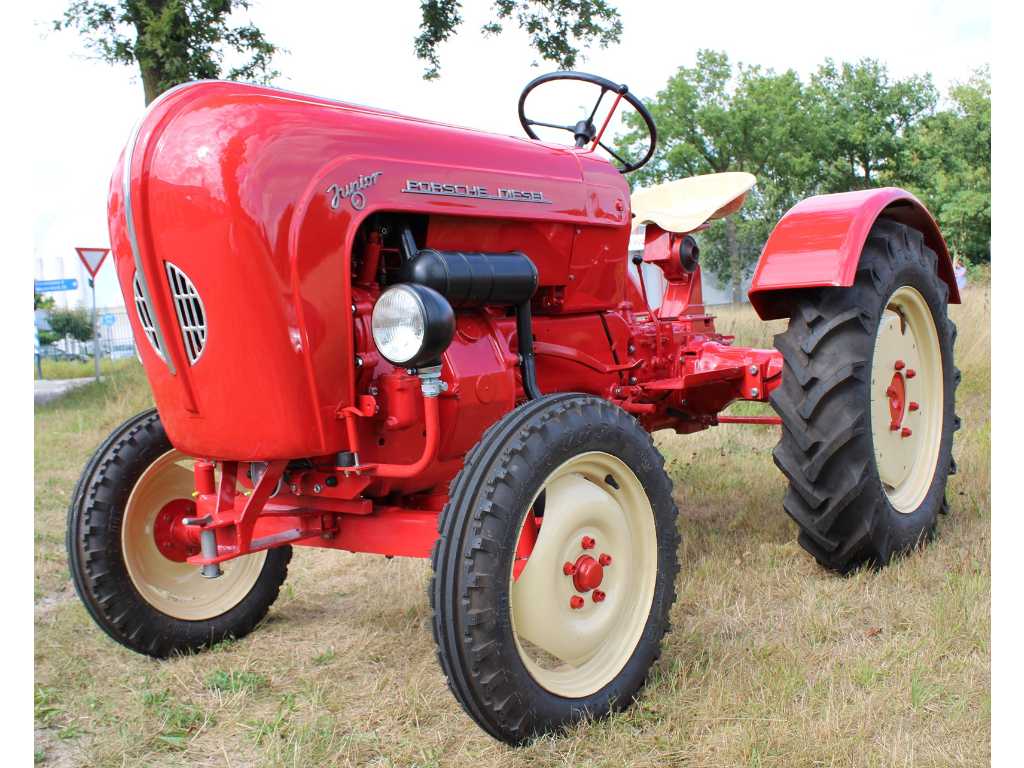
[
  {"x1": 903, "y1": 67, "x2": 991, "y2": 262},
  {"x1": 48, "y1": 307, "x2": 95, "y2": 343},
  {"x1": 810, "y1": 58, "x2": 937, "y2": 190},
  {"x1": 618, "y1": 51, "x2": 991, "y2": 293},
  {"x1": 416, "y1": 0, "x2": 622, "y2": 80},
  {"x1": 55, "y1": 1, "x2": 280, "y2": 103},
  {"x1": 618, "y1": 51, "x2": 820, "y2": 293}
]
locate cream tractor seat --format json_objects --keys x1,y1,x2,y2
[{"x1": 630, "y1": 172, "x2": 757, "y2": 234}]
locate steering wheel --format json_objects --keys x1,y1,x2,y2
[{"x1": 518, "y1": 71, "x2": 657, "y2": 174}]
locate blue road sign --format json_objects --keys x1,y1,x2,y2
[
  {"x1": 101, "y1": 314, "x2": 117, "y2": 327},
  {"x1": 35, "y1": 278, "x2": 79, "y2": 293}
]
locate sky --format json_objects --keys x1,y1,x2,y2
[{"x1": 28, "y1": 0, "x2": 990, "y2": 310}]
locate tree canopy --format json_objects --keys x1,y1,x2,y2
[
  {"x1": 56, "y1": 1, "x2": 624, "y2": 103},
  {"x1": 416, "y1": 0, "x2": 621, "y2": 80},
  {"x1": 903, "y1": 67, "x2": 991, "y2": 262},
  {"x1": 618, "y1": 51, "x2": 990, "y2": 297},
  {"x1": 55, "y1": 1, "x2": 279, "y2": 104},
  {"x1": 48, "y1": 307, "x2": 95, "y2": 344}
]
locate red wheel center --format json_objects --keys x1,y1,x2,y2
[
  {"x1": 886, "y1": 371, "x2": 906, "y2": 429},
  {"x1": 153, "y1": 499, "x2": 200, "y2": 562},
  {"x1": 572, "y1": 555, "x2": 604, "y2": 593}
]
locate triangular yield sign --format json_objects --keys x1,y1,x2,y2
[{"x1": 76, "y1": 247, "x2": 110, "y2": 278}]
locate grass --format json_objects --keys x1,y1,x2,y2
[
  {"x1": 34, "y1": 357, "x2": 138, "y2": 381},
  {"x1": 34, "y1": 285, "x2": 990, "y2": 767}
]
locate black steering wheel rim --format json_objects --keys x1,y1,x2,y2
[{"x1": 517, "y1": 70, "x2": 657, "y2": 174}]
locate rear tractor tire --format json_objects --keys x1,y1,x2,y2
[
  {"x1": 771, "y1": 219, "x2": 960, "y2": 574},
  {"x1": 430, "y1": 394, "x2": 680, "y2": 744},
  {"x1": 67, "y1": 409, "x2": 292, "y2": 657}
]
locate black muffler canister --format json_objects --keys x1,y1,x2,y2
[{"x1": 399, "y1": 247, "x2": 538, "y2": 307}]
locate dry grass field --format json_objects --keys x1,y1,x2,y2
[{"x1": 34, "y1": 285, "x2": 990, "y2": 767}]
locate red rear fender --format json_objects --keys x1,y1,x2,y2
[{"x1": 748, "y1": 187, "x2": 959, "y2": 321}]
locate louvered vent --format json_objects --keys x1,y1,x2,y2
[
  {"x1": 165, "y1": 263, "x2": 207, "y2": 364},
  {"x1": 132, "y1": 273, "x2": 163, "y2": 360}
]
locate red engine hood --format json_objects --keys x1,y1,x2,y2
[{"x1": 109, "y1": 80, "x2": 628, "y2": 459}]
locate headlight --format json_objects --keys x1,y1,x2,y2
[{"x1": 371, "y1": 284, "x2": 455, "y2": 368}]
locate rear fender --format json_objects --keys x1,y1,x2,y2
[{"x1": 748, "y1": 187, "x2": 960, "y2": 320}]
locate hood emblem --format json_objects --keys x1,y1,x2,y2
[{"x1": 327, "y1": 171, "x2": 382, "y2": 211}]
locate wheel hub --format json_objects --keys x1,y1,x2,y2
[
  {"x1": 152, "y1": 498, "x2": 200, "y2": 562},
  {"x1": 886, "y1": 370, "x2": 906, "y2": 430},
  {"x1": 571, "y1": 554, "x2": 605, "y2": 593}
]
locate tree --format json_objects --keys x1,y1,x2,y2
[
  {"x1": 902, "y1": 67, "x2": 990, "y2": 262},
  {"x1": 415, "y1": 0, "x2": 622, "y2": 79},
  {"x1": 34, "y1": 293, "x2": 56, "y2": 312},
  {"x1": 810, "y1": 59, "x2": 937, "y2": 191},
  {"x1": 48, "y1": 308, "x2": 96, "y2": 345},
  {"x1": 617, "y1": 50, "x2": 818, "y2": 300},
  {"x1": 55, "y1": 0, "x2": 280, "y2": 104},
  {"x1": 57, "y1": 0, "x2": 623, "y2": 104}
]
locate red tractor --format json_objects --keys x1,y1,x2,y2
[{"x1": 67, "y1": 72, "x2": 960, "y2": 744}]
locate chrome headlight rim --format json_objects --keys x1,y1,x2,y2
[{"x1": 370, "y1": 283, "x2": 455, "y2": 368}]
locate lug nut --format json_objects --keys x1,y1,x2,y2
[
  {"x1": 581, "y1": 536, "x2": 595, "y2": 550},
  {"x1": 906, "y1": 369, "x2": 916, "y2": 379},
  {"x1": 563, "y1": 561, "x2": 576, "y2": 576},
  {"x1": 894, "y1": 360, "x2": 905, "y2": 371},
  {"x1": 570, "y1": 596, "x2": 585, "y2": 610},
  {"x1": 886, "y1": 387, "x2": 896, "y2": 398},
  {"x1": 901, "y1": 427, "x2": 912, "y2": 438},
  {"x1": 598, "y1": 553, "x2": 612, "y2": 566},
  {"x1": 908, "y1": 401, "x2": 919, "y2": 411},
  {"x1": 592, "y1": 590, "x2": 606, "y2": 603}
]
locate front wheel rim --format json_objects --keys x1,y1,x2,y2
[
  {"x1": 870, "y1": 286, "x2": 944, "y2": 513},
  {"x1": 121, "y1": 449, "x2": 267, "y2": 621},
  {"x1": 508, "y1": 451, "x2": 658, "y2": 698}
]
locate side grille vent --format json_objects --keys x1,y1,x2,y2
[
  {"x1": 165, "y1": 263, "x2": 208, "y2": 365},
  {"x1": 132, "y1": 273, "x2": 163, "y2": 360}
]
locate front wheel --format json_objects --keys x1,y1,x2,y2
[
  {"x1": 430, "y1": 394, "x2": 680, "y2": 744},
  {"x1": 770, "y1": 219, "x2": 960, "y2": 573},
  {"x1": 67, "y1": 409, "x2": 291, "y2": 657}
]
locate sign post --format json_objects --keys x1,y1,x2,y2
[
  {"x1": 76, "y1": 248, "x2": 110, "y2": 382},
  {"x1": 102, "y1": 314, "x2": 117, "y2": 359}
]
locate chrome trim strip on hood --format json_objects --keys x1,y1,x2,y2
[{"x1": 122, "y1": 80, "x2": 216, "y2": 375}]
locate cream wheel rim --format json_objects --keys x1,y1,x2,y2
[
  {"x1": 121, "y1": 450, "x2": 267, "y2": 620},
  {"x1": 870, "y1": 286, "x2": 944, "y2": 513},
  {"x1": 508, "y1": 451, "x2": 658, "y2": 698}
]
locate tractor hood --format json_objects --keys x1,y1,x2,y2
[{"x1": 108, "y1": 80, "x2": 627, "y2": 460}]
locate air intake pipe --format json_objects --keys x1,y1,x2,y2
[{"x1": 398, "y1": 229, "x2": 542, "y2": 399}]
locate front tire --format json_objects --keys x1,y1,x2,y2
[
  {"x1": 67, "y1": 409, "x2": 291, "y2": 657},
  {"x1": 430, "y1": 394, "x2": 680, "y2": 744},
  {"x1": 770, "y1": 219, "x2": 960, "y2": 573}
]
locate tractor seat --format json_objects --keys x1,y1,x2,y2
[{"x1": 630, "y1": 172, "x2": 756, "y2": 234}]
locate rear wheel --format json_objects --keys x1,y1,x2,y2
[
  {"x1": 67, "y1": 409, "x2": 291, "y2": 657},
  {"x1": 770, "y1": 219, "x2": 960, "y2": 573},
  {"x1": 430, "y1": 394, "x2": 679, "y2": 744}
]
